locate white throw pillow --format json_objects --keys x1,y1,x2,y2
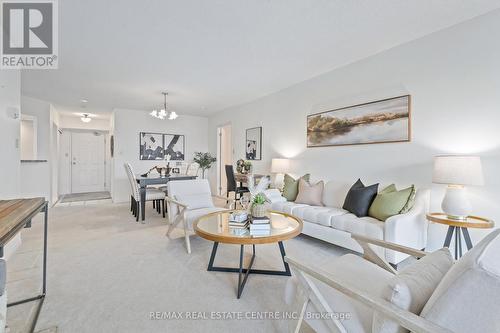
[
  {"x1": 175, "y1": 193, "x2": 214, "y2": 209},
  {"x1": 372, "y1": 248, "x2": 454, "y2": 333}
]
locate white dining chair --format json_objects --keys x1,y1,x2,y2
[{"x1": 124, "y1": 163, "x2": 166, "y2": 222}]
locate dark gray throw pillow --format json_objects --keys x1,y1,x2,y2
[{"x1": 342, "y1": 179, "x2": 379, "y2": 217}]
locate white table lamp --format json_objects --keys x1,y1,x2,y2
[
  {"x1": 271, "y1": 158, "x2": 290, "y2": 174},
  {"x1": 432, "y1": 155, "x2": 484, "y2": 220},
  {"x1": 271, "y1": 158, "x2": 290, "y2": 190}
]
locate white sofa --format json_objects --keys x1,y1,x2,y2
[{"x1": 271, "y1": 181, "x2": 430, "y2": 265}]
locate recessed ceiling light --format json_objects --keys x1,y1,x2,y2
[{"x1": 80, "y1": 99, "x2": 88, "y2": 104}]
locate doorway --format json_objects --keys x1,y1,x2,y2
[
  {"x1": 217, "y1": 124, "x2": 232, "y2": 196},
  {"x1": 71, "y1": 131, "x2": 106, "y2": 193}
]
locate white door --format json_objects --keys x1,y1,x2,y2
[{"x1": 71, "y1": 132, "x2": 105, "y2": 193}]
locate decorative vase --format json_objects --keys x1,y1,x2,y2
[{"x1": 251, "y1": 204, "x2": 266, "y2": 218}]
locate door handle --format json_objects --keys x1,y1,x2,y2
[{"x1": 72, "y1": 162, "x2": 76, "y2": 165}]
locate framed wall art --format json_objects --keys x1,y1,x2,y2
[{"x1": 307, "y1": 95, "x2": 411, "y2": 147}]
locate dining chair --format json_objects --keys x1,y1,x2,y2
[
  {"x1": 124, "y1": 163, "x2": 166, "y2": 221},
  {"x1": 225, "y1": 165, "x2": 249, "y2": 202}
]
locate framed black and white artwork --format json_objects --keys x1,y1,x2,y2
[
  {"x1": 164, "y1": 134, "x2": 185, "y2": 161},
  {"x1": 245, "y1": 127, "x2": 262, "y2": 160},
  {"x1": 139, "y1": 132, "x2": 164, "y2": 160}
]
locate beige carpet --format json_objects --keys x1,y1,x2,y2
[{"x1": 6, "y1": 201, "x2": 348, "y2": 332}]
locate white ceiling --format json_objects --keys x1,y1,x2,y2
[{"x1": 21, "y1": 0, "x2": 500, "y2": 117}]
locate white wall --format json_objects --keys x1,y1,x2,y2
[
  {"x1": 0, "y1": 71, "x2": 21, "y2": 199},
  {"x1": 20, "y1": 96, "x2": 52, "y2": 202},
  {"x1": 208, "y1": 11, "x2": 500, "y2": 251},
  {"x1": 112, "y1": 109, "x2": 209, "y2": 203}
]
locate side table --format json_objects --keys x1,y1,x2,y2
[{"x1": 426, "y1": 213, "x2": 494, "y2": 259}]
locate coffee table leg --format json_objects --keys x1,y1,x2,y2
[
  {"x1": 207, "y1": 241, "x2": 291, "y2": 298},
  {"x1": 237, "y1": 244, "x2": 255, "y2": 299}
]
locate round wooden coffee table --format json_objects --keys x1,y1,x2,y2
[{"x1": 194, "y1": 210, "x2": 302, "y2": 298}]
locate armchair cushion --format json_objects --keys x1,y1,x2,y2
[
  {"x1": 419, "y1": 229, "x2": 500, "y2": 333},
  {"x1": 373, "y1": 248, "x2": 453, "y2": 333},
  {"x1": 175, "y1": 193, "x2": 214, "y2": 210},
  {"x1": 185, "y1": 207, "x2": 226, "y2": 228},
  {"x1": 286, "y1": 254, "x2": 393, "y2": 333}
]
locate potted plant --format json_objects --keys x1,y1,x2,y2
[
  {"x1": 193, "y1": 152, "x2": 217, "y2": 178},
  {"x1": 251, "y1": 193, "x2": 267, "y2": 218}
]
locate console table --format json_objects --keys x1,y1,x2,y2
[{"x1": 0, "y1": 198, "x2": 48, "y2": 333}]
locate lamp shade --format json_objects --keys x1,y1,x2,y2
[
  {"x1": 432, "y1": 155, "x2": 484, "y2": 186},
  {"x1": 271, "y1": 158, "x2": 290, "y2": 173}
]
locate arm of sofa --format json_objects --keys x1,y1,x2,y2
[{"x1": 383, "y1": 189, "x2": 430, "y2": 264}]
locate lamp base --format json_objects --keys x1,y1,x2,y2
[{"x1": 441, "y1": 185, "x2": 471, "y2": 220}]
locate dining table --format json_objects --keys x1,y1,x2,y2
[{"x1": 136, "y1": 174, "x2": 197, "y2": 221}]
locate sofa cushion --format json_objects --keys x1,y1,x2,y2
[
  {"x1": 271, "y1": 201, "x2": 308, "y2": 215},
  {"x1": 343, "y1": 179, "x2": 379, "y2": 217},
  {"x1": 332, "y1": 214, "x2": 384, "y2": 240},
  {"x1": 282, "y1": 173, "x2": 310, "y2": 201},
  {"x1": 368, "y1": 185, "x2": 414, "y2": 221},
  {"x1": 293, "y1": 206, "x2": 347, "y2": 227},
  {"x1": 295, "y1": 179, "x2": 324, "y2": 206},
  {"x1": 285, "y1": 254, "x2": 393, "y2": 333},
  {"x1": 419, "y1": 229, "x2": 500, "y2": 333},
  {"x1": 373, "y1": 248, "x2": 454, "y2": 333}
]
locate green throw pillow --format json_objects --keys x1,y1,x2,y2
[
  {"x1": 400, "y1": 186, "x2": 416, "y2": 214},
  {"x1": 283, "y1": 174, "x2": 310, "y2": 201},
  {"x1": 368, "y1": 184, "x2": 414, "y2": 221}
]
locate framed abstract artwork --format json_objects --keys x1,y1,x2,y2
[
  {"x1": 245, "y1": 127, "x2": 262, "y2": 160},
  {"x1": 139, "y1": 132, "x2": 164, "y2": 160},
  {"x1": 164, "y1": 134, "x2": 185, "y2": 161},
  {"x1": 307, "y1": 95, "x2": 411, "y2": 147}
]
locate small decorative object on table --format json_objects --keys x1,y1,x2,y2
[
  {"x1": 236, "y1": 159, "x2": 252, "y2": 174},
  {"x1": 251, "y1": 193, "x2": 267, "y2": 218},
  {"x1": 228, "y1": 211, "x2": 249, "y2": 235}
]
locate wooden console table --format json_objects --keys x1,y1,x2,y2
[{"x1": 0, "y1": 198, "x2": 48, "y2": 333}]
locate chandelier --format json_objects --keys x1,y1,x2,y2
[{"x1": 150, "y1": 92, "x2": 178, "y2": 120}]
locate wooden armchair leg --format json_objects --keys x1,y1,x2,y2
[{"x1": 183, "y1": 218, "x2": 191, "y2": 254}]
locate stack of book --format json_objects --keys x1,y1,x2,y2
[
  {"x1": 249, "y1": 216, "x2": 271, "y2": 236},
  {"x1": 229, "y1": 212, "x2": 249, "y2": 235}
]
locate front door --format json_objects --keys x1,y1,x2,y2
[{"x1": 71, "y1": 132, "x2": 105, "y2": 193}]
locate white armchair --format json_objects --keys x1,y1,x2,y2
[
  {"x1": 284, "y1": 229, "x2": 500, "y2": 333},
  {"x1": 165, "y1": 179, "x2": 235, "y2": 254}
]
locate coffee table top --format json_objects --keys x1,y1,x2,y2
[{"x1": 194, "y1": 210, "x2": 303, "y2": 245}]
